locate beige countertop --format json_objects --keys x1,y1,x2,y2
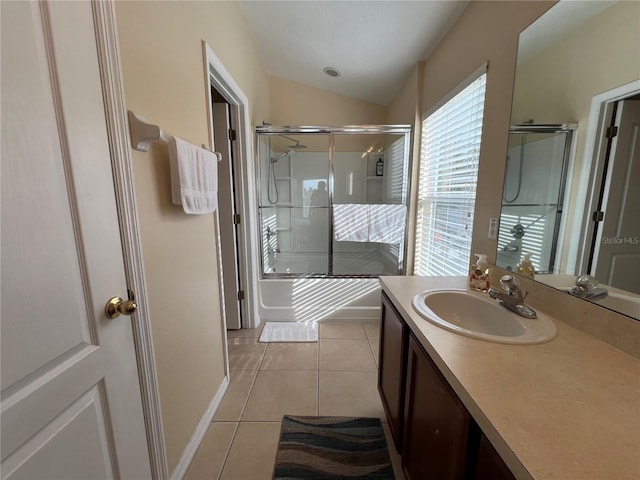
[{"x1": 380, "y1": 275, "x2": 640, "y2": 480}]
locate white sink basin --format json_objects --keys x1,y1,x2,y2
[{"x1": 411, "y1": 289, "x2": 557, "y2": 344}]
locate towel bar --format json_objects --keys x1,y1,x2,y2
[{"x1": 128, "y1": 110, "x2": 222, "y2": 161}]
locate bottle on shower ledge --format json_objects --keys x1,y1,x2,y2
[{"x1": 469, "y1": 253, "x2": 490, "y2": 292}]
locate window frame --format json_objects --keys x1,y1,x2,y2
[{"x1": 413, "y1": 63, "x2": 488, "y2": 276}]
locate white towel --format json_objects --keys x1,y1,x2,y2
[
  {"x1": 333, "y1": 204, "x2": 406, "y2": 244},
  {"x1": 169, "y1": 136, "x2": 218, "y2": 214},
  {"x1": 333, "y1": 204, "x2": 369, "y2": 242},
  {"x1": 368, "y1": 204, "x2": 406, "y2": 244}
]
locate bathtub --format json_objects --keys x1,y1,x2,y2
[
  {"x1": 263, "y1": 251, "x2": 393, "y2": 275},
  {"x1": 259, "y1": 276, "x2": 382, "y2": 322}
]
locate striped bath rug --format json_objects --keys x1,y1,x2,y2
[{"x1": 273, "y1": 416, "x2": 395, "y2": 479}]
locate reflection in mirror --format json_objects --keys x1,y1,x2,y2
[
  {"x1": 499, "y1": 0, "x2": 640, "y2": 319},
  {"x1": 497, "y1": 125, "x2": 574, "y2": 274}
]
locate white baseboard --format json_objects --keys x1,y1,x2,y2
[{"x1": 170, "y1": 375, "x2": 230, "y2": 480}]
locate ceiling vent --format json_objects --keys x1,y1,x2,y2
[{"x1": 323, "y1": 67, "x2": 341, "y2": 78}]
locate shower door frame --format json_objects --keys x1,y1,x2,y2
[
  {"x1": 504, "y1": 124, "x2": 576, "y2": 273},
  {"x1": 255, "y1": 125, "x2": 412, "y2": 279}
]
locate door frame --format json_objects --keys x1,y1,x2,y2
[
  {"x1": 202, "y1": 41, "x2": 261, "y2": 330},
  {"x1": 570, "y1": 80, "x2": 640, "y2": 276},
  {"x1": 93, "y1": 2, "x2": 167, "y2": 478}
]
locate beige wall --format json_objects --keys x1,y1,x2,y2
[
  {"x1": 387, "y1": 65, "x2": 421, "y2": 126},
  {"x1": 268, "y1": 76, "x2": 390, "y2": 151},
  {"x1": 387, "y1": 64, "x2": 422, "y2": 269},
  {"x1": 269, "y1": 76, "x2": 387, "y2": 126},
  {"x1": 512, "y1": 1, "x2": 640, "y2": 128},
  {"x1": 418, "y1": 0, "x2": 555, "y2": 263},
  {"x1": 115, "y1": 1, "x2": 269, "y2": 473}
]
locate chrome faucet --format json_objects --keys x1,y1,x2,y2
[
  {"x1": 569, "y1": 275, "x2": 608, "y2": 301},
  {"x1": 488, "y1": 275, "x2": 537, "y2": 319},
  {"x1": 265, "y1": 227, "x2": 280, "y2": 254},
  {"x1": 266, "y1": 226, "x2": 274, "y2": 240}
]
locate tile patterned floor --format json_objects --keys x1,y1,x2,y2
[{"x1": 184, "y1": 319, "x2": 405, "y2": 480}]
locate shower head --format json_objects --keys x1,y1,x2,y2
[
  {"x1": 287, "y1": 141, "x2": 307, "y2": 149},
  {"x1": 279, "y1": 134, "x2": 308, "y2": 150},
  {"x1": 271, "y1": 149, "x2": 295, "y2": 163}
]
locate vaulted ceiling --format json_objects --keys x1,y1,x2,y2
[{"x1": 239, "y1": 1, "x2": 469, "y2": 106}]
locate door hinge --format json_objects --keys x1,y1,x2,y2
[
  {"x1": 592, "y1": 211, "x2": 604, "y2": 222},
  {"x1": 605, "y1": 126, "x2": 618, "y2": 138},
  {"x1": 229, "y1": 129, "x2": 237, "y2": 141},
  {"x1": 237, "y1": 290, "x2": 245, "y2": 301},
  {"x1": 233, "y1": 213, "x2": 241, "y2": 225}
]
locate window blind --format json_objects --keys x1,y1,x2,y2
[
  {"x1": 414, "y1": 72, "x2": 487, "y2": 276},
  {"x1": 382, "y1": 137, "x2": 408, "y2": 268},
  {"x1": 384, "y1": 137, "x2": 407, "y2": 203},
  {"x1": 497, "y1": 208, "x2": 556, "y2": 273}
]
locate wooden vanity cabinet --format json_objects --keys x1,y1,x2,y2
[
  {"x1": 402, "y1": 333, "x2": 480, "y2": 480},
  {"x1": 377, "y1": 291, "x2": 408, "y2": 452},
  {"x1": 377, "y1": 291, "x2": 516, "y2": 480},
  {"x1": 474, "y1": 435, "x2": 516, "y2": 480}
]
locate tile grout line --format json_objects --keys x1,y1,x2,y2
[
  {"x1": 217, "y1": 321, "x2": 383, "y2": 479},
  {"x1": 237, "y1": 368, "x2": 259, "y2": 423},
  {"x1": 216, "y1": 421, "x2": 240, "y2": 480},
  {"x1": 367, "y1": 335, "x2": 379, "y2": 368},
  {"x1": 218, "y1": 328, "x2": 264, "y2": 479},
  {"x1": 238, "y1": 343, "x2": 267, "y2": 423},
  {"x1": 317, "y1": 326, "x2": 320, "y2": 416}
]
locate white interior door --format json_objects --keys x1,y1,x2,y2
[
  {"x1": 1, "y1": 2, "x2": 151, "y2": 478},
  {"x1": 594, "y1": 99, "x2": 640, "y2": 294}
]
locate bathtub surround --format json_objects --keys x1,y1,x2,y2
[{"x1": 259, "y1": 278, "x2": 381, "y2": 322}]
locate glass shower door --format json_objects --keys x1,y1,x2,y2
[
  {"x1": 332, "y1": 133, "x2": 409, "y2": 275},
  {"x1": 258, "y1": 133, "x2": 330, "y2": 275},
  {"x1": 497, "y1": 127, "x2": 573, "y2": 273},
  {"x1": 257, "y1": 125, "x2": 411, "y2": 277}
]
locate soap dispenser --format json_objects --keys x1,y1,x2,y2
[
  {"x1": 516, "y1": 253, "x2": 535, "y2": 279},
  {"x1": 469, "y1": 254, "x2": 490, "y2": 291}
]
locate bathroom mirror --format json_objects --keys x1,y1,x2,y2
[{"x1": 498, "y1": 0, "x2": 640, "y2": 319}]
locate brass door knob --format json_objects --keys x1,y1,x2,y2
[{"x1": 105, "y1": 291, "x2": 138, "y2": 319}]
